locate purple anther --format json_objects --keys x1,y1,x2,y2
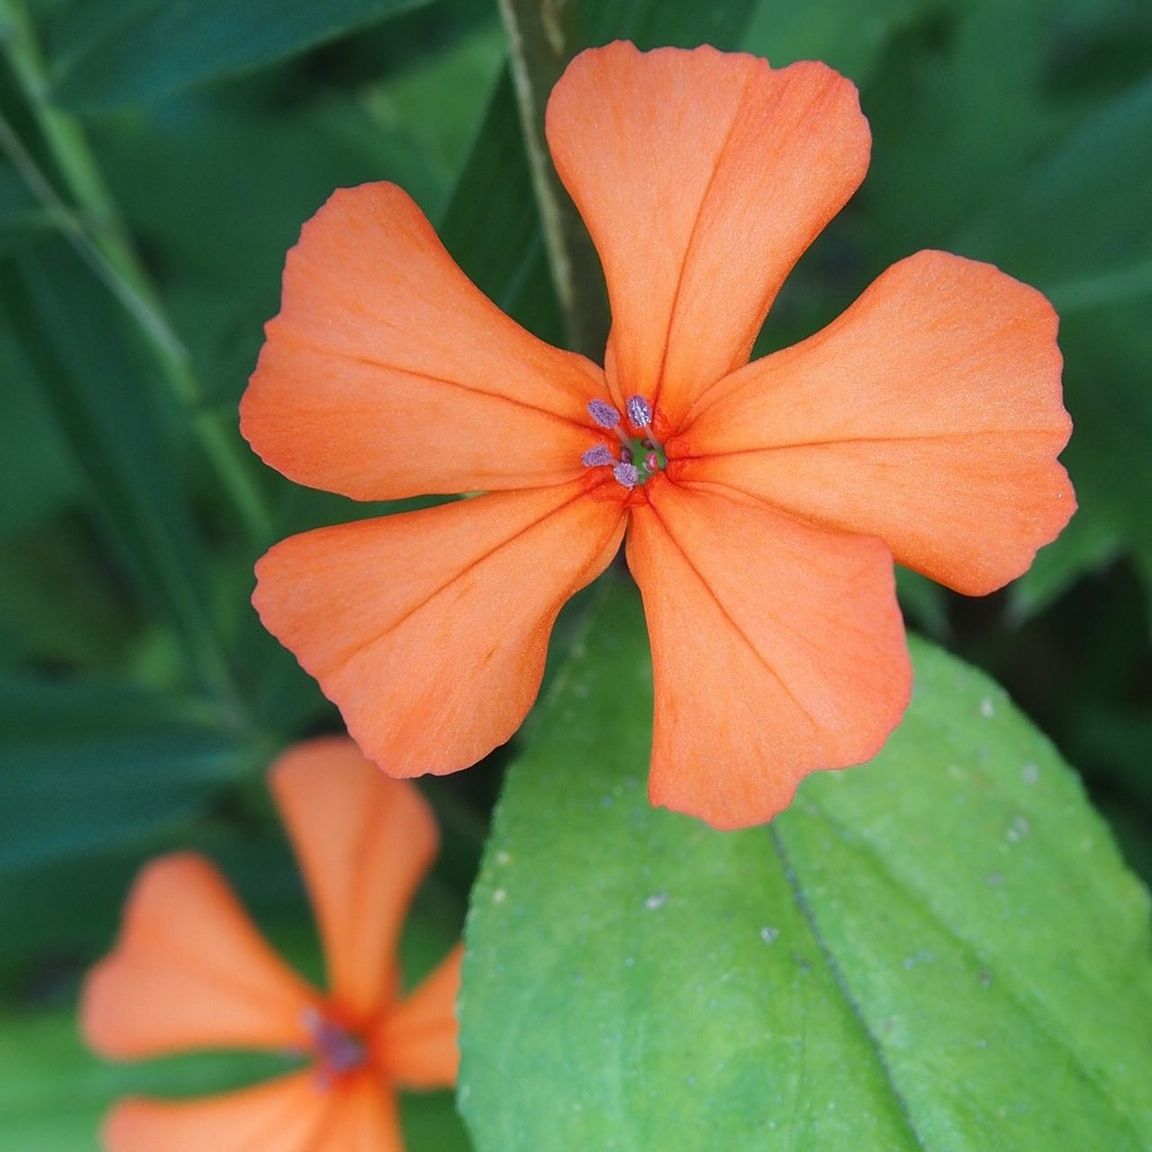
[
  {"x1": 619, "y1": 447, "x2": 633, "y2": 464},
  {"x1": 581, "y1": 445, "x2": 614, "y2": 468},
  {"x1": 303, "y1": 1006, "x2": 366, "y2": 1085},
  {"x1": 587, "y1": 399, "x2": 621, "y2": 429},
  {"x1": 613, "y1": 462, "x2": 640, "y2": 489},
  {"x1": 626, "y1": 395, "x2": 653, "y2": 428},
  {"x1": 644, "y1": 452, "x2": 660, "y2": 472}
]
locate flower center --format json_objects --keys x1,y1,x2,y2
[
  {"x1": 581, "y1": 396, "x2": 666, "y2": 489},
  {"x1": 302, "y1": 1005, "x2": 367, "y2": 1088}
]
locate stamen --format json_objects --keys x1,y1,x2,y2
[
  {"x1": 587, "y1": 399, "x2": 621, "y2": 429},
  {"x1": 626, "y1": 396, "x2": 653, "y2": 429},
  {"x1": 581, "y1": 396, "x2": 665, "y2": 486},
  {"x1": 613, "y1": 462, "x2": 640, "y2": 489},
  {"x1": 582, "y1": 445, "x2": 614, "y2": 468}
]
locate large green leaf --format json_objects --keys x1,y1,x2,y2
[
  {"x1": 461, "y1": 579, "x2": 1152, "y2": 1150},
  {"x1": 46, "y1": 0, "x2": 438, "y2": 110},
  {"x1": 0, "y1": 678, "x2": 253, "y2": 872}
]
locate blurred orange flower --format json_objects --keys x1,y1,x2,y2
[
  {"x1": 241, "y1": 42, "x2": 1074, "y2": 828},
  {"x1": 81, "y1": 737, "x2": 461, "y2": 1152}
]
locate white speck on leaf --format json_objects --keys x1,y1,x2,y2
[
  {"x1": 644, "y1": 891, "x2": 667, "y2": 910},
  {"x1": 980, "y1": 697, "x2": 995, "y2": 718},
  {"x1": 1006, "y1": 815, "x2": 1031, "y2": 842},
  {"x1": 760, "y1": 926, "x2": 779, "y2": 944}
]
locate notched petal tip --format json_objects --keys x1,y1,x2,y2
[
  {"x1": 629, "y1": 483, "x2": 912, "y2": 831},
  {"x1": 268, "y1": 736, "x2": 440, "y2": 1021},
  {"x1": 678, "y1": 249, "x2": 1077, "y2": 599},
  {"x1": 252, "y1": 482, "x2": 626, "y2": 784},
  {"x1": 80, "y1": 852, "x2": 313, "y2": 1061},
  {"x1": 241, "y1": 180, "x2": 605, "y2": 503},
  {"x1": 547, "y1": 41, "x2": 870, "y2": 427}
]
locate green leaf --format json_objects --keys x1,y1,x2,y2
[
  {"x1": 46, "y1": 0, "x2": 439, "y2": 110},
  {"x1": 3, "y1": 239, "x2": 232, "y2": 696},
  {"x1": 743, "y1": 0, "x2": 941, "y2": 84},
  {"x1": 0, "y1": 161, "x2": 51, "y2": 237},
  {"x1": 952, "y1": 78, "x2": 1152, "y2": 610},
  {"x1": 0, "y1": 527, "x2": 131, "y2": 671},
  {"x1": 955, "y1": 74, "x2": 1152, "y2": 299},
  {"x1": 0, "y1": 1009, "x2": 288, "y2": 1152},
  {"x1": 461, "y1": 579, "x2": 1152, "y2": 1150},
  {"x1": 402, "y1": 1092, "x2": 475, "y2": 1152},
  {"x1": 0, "y1": 1005, "x2": 470, "y2": 1152},
  {"x1": 0, "y1": 677, "x2": 253, "y2": 872},
  {"x1": 895, "y1": 565, "x2": 949, "y2": 638},
  {"x1": 439, "y1": 69, "x2": 562, "y2": 342},
  {"x1": 0, "y1": 323, "x2": 76, "y2": 539}
]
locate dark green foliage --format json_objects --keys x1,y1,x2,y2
[{"x1": 0, "y1": 0, "x2": 1149, "y2": 1147}]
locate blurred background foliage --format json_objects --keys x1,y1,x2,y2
[{"x1": 0, "y1": 0, "x2": 1149, "y2": 1146}]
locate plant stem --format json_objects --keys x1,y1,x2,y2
[
  {"x1": 0, "y1": 0, "x2": 271, "y2": 543},
  {"x1": 496, "y1": 0, "x2": 610, "y2": 360}
]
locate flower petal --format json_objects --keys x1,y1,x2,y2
[
  {"x1": 310, "y1": 1075, "x2": 404, "y2": 1152},
  {"x1": 241, "y1": 182, "x2": 606, "y2": 501},
  {"x1": 102, "y1": 1073, "x2": 329, "y2": 1152},
  {"x1": 627, "y1": 478, "x2": 911, "y2": 829},
  {"x1": 82, "y1": 854, "x2": 315, "y2": 1059},
  {"x1": 253, "y1": 479, "x2": 627, "y2": 777},
  {"x1": 270, "y1": 738, "x2": 437, "y2": 1023},
  {"x1": 546, "y1": 42, "x2": 870, "y2": 427},
  {"x1": 674, "y1": 251, "x2": 1075, "y2": 595},
  {"x1": 376, "y1": 943, "x2": 462, "y2": 1089}
]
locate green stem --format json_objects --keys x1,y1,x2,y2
[
  {"x1": 0, "y1": 0, "x2": 271, "y2": 543},
  {"x1": 496, "y1": 0, "x2": 610, "y2": 360}
]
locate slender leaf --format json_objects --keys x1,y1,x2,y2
[
  {"x1": 3, "y1": 239, "x2": 232, "y2": 696},
  {"x1": 47, "y1": 0, "x2": 439, "y2": 110},
  {"x1": 0, "y1": 323, "x2": 75, "y2": 538},
  {"x1": 461, "y1": 579, "x2": 1152, "y2": 1150},
  {"x1": 0, "y1": 677, "x2": 253, "y2": 872}
]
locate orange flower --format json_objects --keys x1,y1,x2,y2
[
  {"x1": 241, "y1": 43, "x2": 1074, "y2": 829},
  {"x1": 81, "y1": 738, "x2": 461, "y2": 1152}
]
